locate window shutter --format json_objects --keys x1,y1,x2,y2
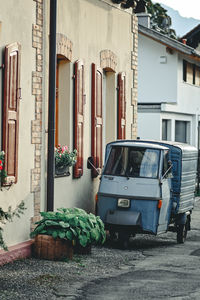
[
  {"x1": 73, "y1": 60, "x2": 84, "y2": 178},
  {"x1": 117, "y1": 72, "x2": 126, "y2": 139},
  {"x1": 3, "y1": 42, "x2": 21, "y2": 184},
  {"x1": 91, "y1": 63, "x2": 103, "y2": 178}
]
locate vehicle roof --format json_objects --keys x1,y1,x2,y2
[
  {"x1": 107, "y1": 140, "x2": 169, "y2": 150},
  {"x1": 107, "y1": 139, "x2": 198, "y2": 153}
]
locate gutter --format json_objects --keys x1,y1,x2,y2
[{"x1": 47, "y1": 0, "x2": 57, "y2": 211}]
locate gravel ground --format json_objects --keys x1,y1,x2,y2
[{"x1": 0, "y1": 241, "x2": 145, "y2": 300}]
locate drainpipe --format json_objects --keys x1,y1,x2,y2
[{"x1": 47, "y1": 0, "x2": 57, "y2": 211}]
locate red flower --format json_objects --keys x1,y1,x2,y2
[
  {"x1": 0, "y1": 160, "x2": 2, "y2": 164},
  {"x1": 0, "y1": 166, "x2": 3, "y2": 170}
]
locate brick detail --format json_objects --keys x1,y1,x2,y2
[
  {"x1": 56, "y1": 33, "x2": 73, "y2": 61},
  {"x1": 131, "y1": 88, "x2": 138, "y2": 139},
  {"x1": 100, "y1": 50, "x2": 117, "y2": 72},
  {"x1": 131, "y1": 14, "x2": 138, "y2": 139},
  {"x1": 31, "y1": 0, "x2": 43, "y2": 228}
]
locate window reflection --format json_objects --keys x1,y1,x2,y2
[{"x1": 104, "y1": 146, "x2": 160, "y2": 179}]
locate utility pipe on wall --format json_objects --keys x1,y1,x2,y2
[{"x1": 47, "y1": 0, "x2": 57, "y2": 211}]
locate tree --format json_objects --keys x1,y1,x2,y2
[
  {"x1": 111, "y1": 0, "x2": 176, "y2": 38},
  {"x1": 146, "y1": 0, "x2": 177, "y2": 39}
]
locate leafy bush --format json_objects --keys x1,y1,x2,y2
[{"x1": 31, "y1": 208, "x2": 106, "y2": 248}]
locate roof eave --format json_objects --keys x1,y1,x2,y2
[{"x1": 139, "y1": 24, "x2": 200, "y2": 61}]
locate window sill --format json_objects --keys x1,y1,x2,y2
[{"x1": 55, "y1": 172, "x2": 71, "y2": 178}]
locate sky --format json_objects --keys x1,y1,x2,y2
[{"x1": 154, "y1": 0, "x2": 200, "y2": 19}]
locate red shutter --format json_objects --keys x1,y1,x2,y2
[
  {"x1": 3, "y1": 42, "x2": 21, "y2": 184},
  {"x1": 91, "y1": 63, "x2": 103, "y2": 178},
  {"x1": 117, "y1": 72, "x2": 126, "y2": 140},
  {"x1": 73, "y1": 60, "x2": 84, "y2": 178}
]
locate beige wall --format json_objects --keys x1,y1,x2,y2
[
  {"x1": 0, "y1": 0, "x2": 36, "y2": 246},
  {"x1": 52, "y1": 0, "x2": 136, "y2": 212}
]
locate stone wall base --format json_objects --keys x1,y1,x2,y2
[{"x1": 0, "y1": 240, "x2": 33, "y2": 266}]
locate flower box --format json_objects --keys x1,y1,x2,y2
[
  {"x1": 33, "y1": 234, "x2": 73, "y2": 260},
  {"x1": 55, "y1": 145, "x2": 77, "y2": 176},
  {"x1": 55, "y1": 165, "x2": 70, "y2": 176}
]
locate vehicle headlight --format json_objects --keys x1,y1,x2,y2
[{"x1": 117, "y1": 198, "x2": 130, "y2": 208}]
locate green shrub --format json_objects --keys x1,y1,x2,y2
[{"x1": 31, "y1": 207, "x2": 106, "y2": 248}]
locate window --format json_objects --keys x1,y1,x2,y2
[
  {"x1": 187, "y1": 62, "x2": 194, "y2": 85},
  {"x1": 162, "y1": 150, "x2": 169, "y2": 176},
  {"x1": 3, "y1": 42, "x2": 21, "y2": 184},
  {"x1": 55, "y1": 58, "x2": 71, "y2": 147},
  {"x1": 104, "y1": 146, "x2": 160, "y2": 179},
  {"x1": 195, "y1": 66, "x2": 200, "y2": 86},
  {"x1": 103, "y1": 71, "x2": 116, "y2": 146},
  {"x1": 175, "y1": 120, "x2": 189, "y2": 143},
  {"x1": 183, "y1": 60, "x2": 187, "y2": 82},
  {"x1": 162, "y1": 119, "x2": 171, "y2": 141},
  {"x1": 183, "y1": 59, "x2": 200, "y2": 86}
]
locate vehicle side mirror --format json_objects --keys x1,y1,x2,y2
[
  {"x1": 87, "y1": 156, "x2": 94, "y2": 169},
  {"x1": 87, "y1": 156, "x2": 101, "y2": 176}
]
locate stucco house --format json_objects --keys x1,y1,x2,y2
[
  {"x1": 0, "y1": 0, "x2": 141, "y2": 264},
  {"x1": 137, "y1": 14, "x2": 200, "y2": 148}
]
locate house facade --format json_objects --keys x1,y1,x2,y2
[
  {"x1": 137, "y1": 14, "x2": 200, "y2": 148},
  {"x1": 0, "y1": 0, "x2": 139, "y2": 263},
  {"x1": 51, "y1": 0, "x2": 138, "y2": 214}
]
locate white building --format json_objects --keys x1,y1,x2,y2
[{"x1": 137, "y1": 14, "x2": 200, "y2": 148}]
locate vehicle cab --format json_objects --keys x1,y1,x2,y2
[{"x1": 97, "y1": 141, "x2": 173, "y2": 236}]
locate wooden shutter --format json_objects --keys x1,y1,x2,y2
[
  {"x1": 73, "y1": 60, "x2": 84, "y2": 178},
  {"x1": 91, "y1": 63, "x2": 103, "y2": 178},
  {"x1": 3, "y1": 42, "x2": 21, "y2": 184},
  {"x1": 117, "y1": 72, "x2": 126, "y2": 140},
  {"x1": 187, "y1": 62, "x2": 193, "y2": 84}
]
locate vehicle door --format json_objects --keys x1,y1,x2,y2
[{"x1": 157, "y1": 150, "x2": 172, "y2": 233}]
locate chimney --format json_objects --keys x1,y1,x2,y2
[{"x1": 137, "y1": 13, "x2": 151, "y2": 28}]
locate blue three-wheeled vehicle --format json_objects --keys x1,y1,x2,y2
[{"x1": 95, "y1": 140, "x2": 198, "y2": 247}]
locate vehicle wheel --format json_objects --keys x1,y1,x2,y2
[{"x1": 177, "y1": 223, "x2": 188, "y2": 244}]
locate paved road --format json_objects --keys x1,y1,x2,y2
[{"x1": 76, "y1": 200, "x2": 200, "y2": 300}]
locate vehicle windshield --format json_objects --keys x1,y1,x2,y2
[{"x1": 104, "y1": 146, "x2": 160, "y2": 179}]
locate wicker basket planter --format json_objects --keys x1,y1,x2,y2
[{"x1": 33, "y1": 235, "x2": 73, "y2": 260}]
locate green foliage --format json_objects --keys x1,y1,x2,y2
[
  {"x1": 55, "y1": 145, "x2": 77, "y2": 168},
  {"x1": 31, "y1": 207, "x2": 106, "y2": 248},
  {"x1": 146, "y1": 0, "x2": 177, "y2": 39},
  {"x1": 0, "y1": 201, "x2": 26, "y2": 250}
]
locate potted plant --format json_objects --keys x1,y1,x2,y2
[
  {"x1": 31, "y1": 207, "x2": 106, "y2": 260},
  {"x1": 55, "y1": 145, "x2": 77, "y2": 176}
]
